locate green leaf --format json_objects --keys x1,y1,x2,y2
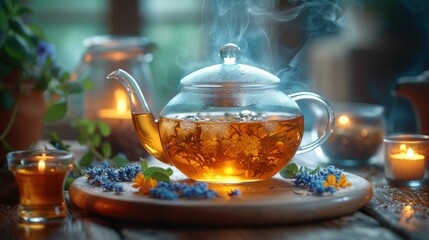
[
  {"x1": 90, "y1": 133, "x2": 101, "y2": 148},
  {"x1": 111, "y1": 155, "x2": 128, "y2": 168},
  {"x1": 1, "y1": 0, "x2": 15, "y2": 13},
  {"x1": 97, "y1": 120, "x2": 111, "y2": 137},
  {"x1": 74, "y1": 119, "x2": 96, "y2": 134},
  {"x1": 59, "y1": 72, "x2": 70, "y2": 83},
  {"x1": 64, "y1": 176, "x2": 74, "y2": 190},
  {"x1": 310, "y1": 165, "x2": 320, "y2": 175},
  {"x1": 101, "y1": 141, "x2": 111, "y2": 159},
  {"x1": 77, "y1": 128, "x2": 88, "y2": 145},
  {"x1": 47, "y1": 131, "x2": 69, "y2": 150},
  {"x1": 65, "y1": 81, "x2": 83, "y2": 94},
  {"x1": 150, "y1": 172, "x2": 170, "y2": 182},
  {"x1": 79, "y1": 152, "x2": 94, "y2": 167},
  {"x1": 144, "y1": 167, "x2": 174, "y2": 179},
  {"x1": 280, "y1": 163, "x2": 299, "y2": 179},
  {"x1": 140, "y1": 158, "x2": 148, "y2": 170},
  {"x1": 0, "y1": 10, "x2": 8, "y2": 47},
  {"x1": 44, "y1": 102, "x2": 67, "y2": 122},
  {"x1": 27, "y1": 23, "x2": 46, "y2": 40},
  {"x1": 3, "y1": 35, "x2": 33, "y2": 63},
  {"x1": 15, "y1": 5, "x2": 34, "y2": 16},
  {"x1": 81, "y1": 78, "x2": 93, "y2": 90},
  {"x1": 9, "y1": 18, "x2": 33, "y2": 40}
]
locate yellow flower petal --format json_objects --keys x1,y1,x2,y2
[
  {"x1": 325, "y1": 174, "x2": 339, "y2": 189},
  {"x1": 323, "y1": 181, "x2": 330, "y2": 188},
  {"x1": 327, "y1": 174, "x2": 336, "y2": 184},
  {"x1": 131, "y1": 173, "x2": 158, "y2": 194},
  {"x1": 149, "y1": 178, "x2": 158, "y2": 188},
  {"x1": 338, "y1": 174, "x2": 352, "y2": 188}
]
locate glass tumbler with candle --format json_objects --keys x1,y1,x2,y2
[
  {"x1": 319, "y1": 103, "x2": 385, "y2": 166},
  {"x1": 384, "y1": 134, "x2": 429, "y2": 187},
  {"x1": 7, "y1": 149, "x2": 74, "y2": 222}
]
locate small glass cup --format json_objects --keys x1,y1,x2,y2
[
  {"x1": 7, "y1": 149, "x2": 74, "y2": 222},
  {"x1": 384, "y1": 134, "x2": 429, "y2": 187},
  {"x1": 319, "y1": 103, "x2": 385, "y2": 166}
]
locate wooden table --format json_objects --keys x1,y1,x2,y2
[{"x1": 1, "y1": 157, "x2": 428, "y2": 240}]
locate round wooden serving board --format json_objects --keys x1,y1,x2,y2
[{"x1": 69, "y1": 173, "x2": 373, "y2": 226}]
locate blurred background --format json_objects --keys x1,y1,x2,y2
[{"x1": 26, "y1": 0, "x2": 429, "y2": 135}]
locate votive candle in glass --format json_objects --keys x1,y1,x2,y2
[
  {"x1": 7, "y1": 149, "x2": 74, "y2": 222},
  {"x1": 320, "y1": 103, "x2": 385, "y2": 166},
  {"x1": 384, "y1": 134, "x2": 429, "y2": 187}
]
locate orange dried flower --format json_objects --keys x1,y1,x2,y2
[
  {"x1": 323, "y1": 174, "x2": 339, "y2": 189},
  {"x1": 338, "y1": 174, "x2": 352, "y2": 188},
  {"x1": 132, "y1": 172, "x2": 158, "y2": 194}
]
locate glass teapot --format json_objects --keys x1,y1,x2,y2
[{"x1": 108, "y1": 43, "x2": 335, "y2": 183}]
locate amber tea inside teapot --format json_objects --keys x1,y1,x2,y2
[{"x1": 108, "y1": 43, "x2": 335, "y2": 183}]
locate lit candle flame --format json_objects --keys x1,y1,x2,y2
[
  {"x1": 338, "y1": 115, "x2": 350, "y2": 126},
  {"x1": 115, "y1": 89, "x2": 128, "y2": 114},
  {"x1": 97, "y1": 89, "x2": 130, "y2": 119},
  {"x1": 38, "y1": 153, "x2": 46, "y2": 172},
  {"x1": 391, "y1": 145, "x2": 425, "y2": 160}
]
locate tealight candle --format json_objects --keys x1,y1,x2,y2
[
  {"x1": 7, "y1": 149, "x2": 74, "y2": 222},
  {"x1": 384, "y1": 134, "x2": 429, "y2": 186},
  {"x1": 97, "y1": 89, "x2": 131, "y2": 120},
  {"x1": 97, "y1": 89, "x2": 146, "y2": 160}
]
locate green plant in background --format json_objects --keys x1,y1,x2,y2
[
  {"x1": 48, "y1": 118, "x2": 132, "y2": 189},
  {"x1": 0, "y1": 0, "x2": 89, "y2": 150}
]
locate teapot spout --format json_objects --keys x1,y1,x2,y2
[
  {"x1": 107, "y1": 69, "x2": 151, "y2": 114},
  {"x1": 107, "y1": 69, "x2": 169, "y2": 164}
]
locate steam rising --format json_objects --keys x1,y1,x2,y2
[{"x1": 201, "y1": 0, "x2": 343, "y2": 91}]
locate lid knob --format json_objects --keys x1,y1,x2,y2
[{"x1": 219, "y1": 43, "x2": 241, "y2": 64}]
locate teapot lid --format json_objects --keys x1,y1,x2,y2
[{"x1": 180, "y1": 43, "x2": 280, "y2": 88}]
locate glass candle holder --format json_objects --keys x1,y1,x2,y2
[
  {"x1": 319, "y1": 103, "x2": 385, "y2": 166},
  {"x1": 384, "y1": 134, "x2": 429, "y2": 187},
  {"x1": 7, "y1": 149, "x2": 74, "y2": 222},
  {"x1": 71, "y1": 36, "x2": 156, "y2": 160}
]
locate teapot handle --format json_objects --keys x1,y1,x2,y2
[{"x1": 289, "y1": 92, "x2": 335, "y2": 155}]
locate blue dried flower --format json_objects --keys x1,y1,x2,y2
[
  {"x1": 227, "y1": 188, "x2": 241, "y2": 197},
  {"x1": 117, "y1": 164, "x2": 141, "y2": 181},
  {"x1": 149, "y1": 181, "x2": 218, "y2": 200},
  {"x1": 86, "y1": 167, "x2": 104, "y2": 181},
  {"x1": 290, "y1": 165, "x2": 345, "y2": 195},
  {"x1": 327, "y1": 186, "x2": 335, "y2": 194},
  {"x1": 86, "y1": 163, "x2": 141, "y2": 194},
  {"x1": 319, "y1": 165, "x2": 342, "y2": 180},
  {"x1": 101, "y1": 161, "x2": 110, "y2": 168},
  {"x1": 102, "y1": 181, "x2": 124, "y2": 193},
  {"x1": 89, "y1": 175, "x2": 108, "y2": 187},
  {"x1": 181, "y1": 182, "x2": 218, "y2": 199},
  {"x1": 149, "y1": 187, "x2": 179, "y2": 200},
  {"x1": 36, "y1": 41, "x2": 56, "y2": 67},
  {"x1": 156, "y1": 181, "x2": 188, "y2": 191},
  {"x1": 105, "y1": 168, "x2": 119, "y2": 182},
  {"x1": 310, "y1": 181, "x2": 327, "y2": 195}
]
